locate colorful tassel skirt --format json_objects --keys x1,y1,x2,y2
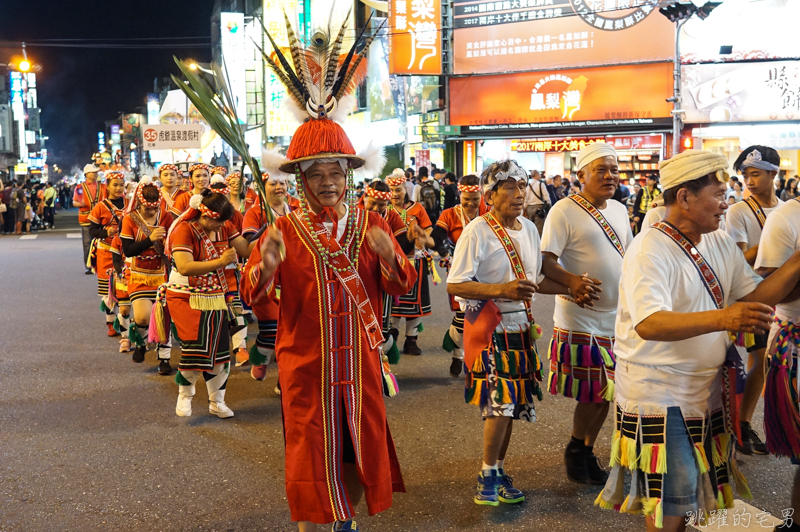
[
  {"x1": 465, "y1": 328, "x2": 543, "y2": 421},
  {"x1": 548, "y1": 327, "x2": 615, "y2": 403}
]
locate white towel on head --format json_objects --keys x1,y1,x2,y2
[
  {"x1": 659, "y1": 149, "x2": 729, "y2": 191},
  {"x1": 575, "y1": 142, "x2": 617, "y2": 171}
]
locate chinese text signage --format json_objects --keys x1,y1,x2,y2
[
  {"x1": 389, "y1": 0, "x2": 443, "y2": 75},
  {"x1": 143, "y1": 124, "x2": 205, "y2": 151},
  {"x1": 512, "y1": 137, "x2": 604, "y2": 152},
  {"x1": 682, "y1": 61, "x2": 800, "y2": 123},
  {"x1": 606, "y1": 135, "x2": 662, "y2": 150},
  {"x1": 450, "y1": 63, "x2": 673, "y2": 129},
  {"x1": 453, "y1": 0, "x2": 673, "y2": 75}
]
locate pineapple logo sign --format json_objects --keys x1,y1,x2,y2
[
  {"x1": 570, "y1": 0, "x2": 659, "y2": 32},
  {"x1": 529, "y1": 74, "x2": 588, "y2": 120}
]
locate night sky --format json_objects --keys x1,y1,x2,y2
[{"x1": 0, "y1": 0, "x2": 214, "y2": 170}]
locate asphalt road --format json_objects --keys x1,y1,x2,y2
[{"x1": 0, "y1": 209, "x2": 793, "y2": 532}]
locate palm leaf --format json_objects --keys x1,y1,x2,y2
[{"x1": 172, "y1": 57, "x2": 273, "y2": 225}]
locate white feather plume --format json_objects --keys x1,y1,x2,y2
[
  {"x1": 355, "y1": 141, "x2": 387, "y2": 180},
  {"x1": 139, "y1": 176, "x2": 153, "y2": 185},
  {"x1": 261, "y1": 146, "x2": 292, "y2": 179},
  {"x1": 280, "y1": 97, "x2": 307, "y2": 126},
  {"x1": 210, "y1": 175, "x2": 226, "y2": 185},
  {"x1": 329, "y1": 94, "x2": 357, "y2": 124},
  {"x1": 189, "y1": 194, "x2": 204, "y2": 209}
]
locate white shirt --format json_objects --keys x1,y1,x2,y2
[
  {"x1": 725, "y1": 197, "x2": 783, "y2": 249},
  {"x1": 616, "y1": 228, "x2": 761, "y2": 376},
  {"x1": 541, "y1": 197, "x2": 632, "y2": 334},
  {"x1": 525, "y1": 179, "x2": 550, "y2": 207},
  {"x1": 755, "y1": 198, "x2": 800, "y2": 318},
  {"x1": 404, "y1": 181, "x2": 415, "y2": 200},
  {"x1": 448, "y1": 215, "x2": 545, "y2": 330}
]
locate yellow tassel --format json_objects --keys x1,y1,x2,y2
[
  {"x1": 131, "y1": 271, "x2": 165, "y2": 286},
  {"x1": 639, "y1": 443, "x2": 653, "y2": 474},
  {"x1": 655, "y1": 499, "x2": 663, "y2": 529},
  {"x1": 655, "y1": 443, "x2": 667, "y2": 474},
  {"x1": 594, "y1": 492, "x2": 616, "y2": 510},
  {"x1": 601, "y1": 378, "x2": 615, "y2": 402},
  {"x1": 116, "y1": 280, "x2": 128, "y2": 291},
  {"x1": 624, "y1": 436, "x2": 638, "y2": 469},
  {"x1": 712, "y1": 434, "x2": 727, "y2": 467},
  {"x1": 609, "y1": 430, "x2": 621, "y2": 467},
  {"x1": 730, "y1": 459, "x2": 752, "y2": 499},
  {"x1": 429, "y1": 262, "x2": 441, "y2": 284},
  {"x1": 189, "y1": 293, "x2": 227, "y2": 311},
  {"x1": 153, "y1": 301, "x2": 167, "y2": 343},
  {"x1": 570, "y1": 344, "x2": 579, "y2": 366},
  {"x1": 693, "y1": 444, "x2": 709, "y2": 474}
]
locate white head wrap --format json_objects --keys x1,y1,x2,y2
[
  {"x1": 659, "y1": 149, "x2": 730, "y2": 191},
  {"x1": 575, "y1": 142, "x2": 617, "y2": 171},
  {"x1": 480, "y1": 159, "x2": 528, "y2": 194},
  {"x1": 738, "y1": 148, "x2": 780, "y2": 172},
  {"x1": 299, "y1": 157, "x2": 348, "y2": 174}
]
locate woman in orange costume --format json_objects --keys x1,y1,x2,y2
[
  {"x1": 170, "y1": 163, "x2": 210, "y2": 216},
  {"x1": 87, "y1": 172, "x2": 126, "y2": 337}
]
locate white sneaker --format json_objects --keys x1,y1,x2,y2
[
  {"x1": 209, "y1": 401, "x2": 234, "y2": 418},
  {"x1": 176, "y1": 394, "x2": 193, "y2": 417}
]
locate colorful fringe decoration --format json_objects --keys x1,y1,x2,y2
[
  {"x1": 99, "y1": 298, "x2": 111, "y2": 313},
  {"x1": 130, "y1": 270, "x2": 165, "y2": 287},
  {"x1": 128, "y1": 323, "x2": 146, "y2": 348},
  {"x1": 248, "y1": 342, "x2": 269, "y2": 366},
  {"x1": 381, "y1": 360, "x2": 399, "y2": 398},
  {"x1": 149, "y1": 285, "x2": 171, "y2": 344},
  {"x1": 465, "y1": 330, "x2": 541, "y2": 406},
  {"x1": 728, "y1": 330, "x2": 755, "y2": 349},
  {"x1": 189, "y1": 293, "x2": 228, "y2": 311},
  {"x1": 423, "y1": 252, "x2": 441, "y2": 285},
  {"x1": 442, "y1": 329, "x2": 458, "y2": 353},
  {"x1": 764, "y1": 319, "x2": 800, "y2": 458},
  {"x1": 386, "y1": 341, "x2": 400, "y2": 365},
  {"x1": 548, "y1": 333, "x2": 615, "y2": 403}
]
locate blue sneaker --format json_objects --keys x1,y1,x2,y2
[
  {"x1": 332, "y1": 519, "x2": 358, "y2": 531},
  {"x1": 497, "y1": 470, "x2": 525, "y2": 504},
  {"x1": 474, "y1": 469, "x2": 500, "y2": 506}
]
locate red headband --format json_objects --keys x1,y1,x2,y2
[
  {"x1": 458, "y1": 184, "x2": 481, "y2": 193},
  {"x1": 212, "y1": 166, "x2": 228, "y2": 177},
  {"x1": 226, "y1": 172, "x2": 242, "y2": 184},
  {"x1": 189, "y1": 163, "x2": 210, "y2": 174},
  {"x1": 386, "y1": 176, "x2": 406, "y2": 186},
  {"x1": 365, "y1": 185, "x2": 392, "y2": 200},
  {"x1": 105, "y1": 172, "x2": 125, "y2": 182},
  {"x1": 197, "y1": 202, "x2": 222, "y2": 219},
  {"x1": 211, "y1": 185, "x2": 231, "y2": 196},
  {"x1": 159, "y1": 164, "x2": 179, "y2": 175},
  {"x1": 136, "y1": 185, "x2": 160, "y2": 209}
]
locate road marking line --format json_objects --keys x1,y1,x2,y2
[
  {"x1": 19, "y1": 235, "x2": 37, "y2": 240},
  {"x1": 66, "y1": 233, "x2": 82, "y2": 239},
  {"x1": 689, "y1": 499, "x2": 783, "y2": 530}
]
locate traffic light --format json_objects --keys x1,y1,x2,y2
[
  {"x1": 696, "y1": 1, "x2": 722, "y2": 19},
  {"x1": 660, "y1": 1, "x2": 722, "y2": 22},
  {"x1": 659, "y1": 2, "x2": 696, "y2": 22}
]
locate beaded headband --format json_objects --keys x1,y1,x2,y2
[
  {"x1": 105, "y1": 172, "x2": 125, "y2": 182},
  {"x1": 197, "y1": 202, "x2": 222, "y2": 219},
  {"x1": 189, "y1": 163, "x2": 210, "y2": 174},
  {"x1": 136, "y1": 185, "x2": 161, "y2": 209},
  {"x1": 159, "y1": 164, "x2": 179, "y2": 175},
  {"x1": 211, "y1": 166, "x2": 228, "y2": 176},
  {"x1": 458, "y1": 184, "x2": 481, "y2": 193},
  {"x1": 226, "y1": 171, "x2": 242, "y2": 184},
  {"x1": 210, "y1": 184, "x2": 230, "y2": 196},
  {"x1": 365, "y1": 185, "x2": 392, "y2": 200}
]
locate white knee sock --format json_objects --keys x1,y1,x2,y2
[{"x1": 406, "y1": 317, "x2": 422, "y2": 337}]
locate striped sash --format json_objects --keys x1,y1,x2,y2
[{"x1": 569, "y1": 194, "x2": 625, "y2": 257}]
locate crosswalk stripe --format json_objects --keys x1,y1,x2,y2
[
  {"x1": 66, "y1": 233, "x2": 82, "y2": 239},
  {"x1": 689, "y1": 499, "x2": 783, "y2": 530},
  {"x1": 19, "y1": 235, "x2": 37, "y2": 240}
]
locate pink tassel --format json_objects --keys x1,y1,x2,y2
[{"x1": 765, "y1": 366, "x2": 800, "y2": 457}]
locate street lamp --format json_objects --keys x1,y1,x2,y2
[{"x1": 660, "y1": 1, "x2": 723, "y2": 155}]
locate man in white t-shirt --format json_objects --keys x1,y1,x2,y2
[
  {"x1": 541, "y1": 142, "x2": 633, "y2": 485},
  {"x1": 524, "y1": 169, "x2": 550, "y2": 235},
  {"x1": 754, "y1": 197, "x2": 800, "y2": 532},
  {"x1": 727, "y1": 145, "x2": 783, "y2": 457},
  {"x1": 448, "y1": 159, "x2": 568, "y2": 508},
  {"x1": 596, "y1": 149, "x2": 800, "y2": 532}
]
